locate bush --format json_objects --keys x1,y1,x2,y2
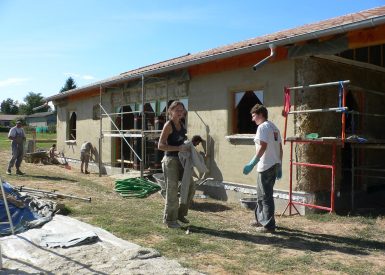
[
  {"x1": 23, "y1": 126, "x2": 36, "y2": 133},
  {"x1": 0, "y1": 125, "x2": 10, "y2": 132},
  {"x1": 48, "y1": 125, "x2": 57, "y2": 133}
]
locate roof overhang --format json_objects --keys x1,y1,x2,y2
[{"x1": 45, "y1": 13, "x2": 385, "y2": 102}]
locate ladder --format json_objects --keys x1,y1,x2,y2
[{"x1": 0, "y1": 178, "x2": 15, "y2": 269}]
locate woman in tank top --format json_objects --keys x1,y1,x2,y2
[{"x1": 158, "y1": 101, "x2": 194, "y2": 229}]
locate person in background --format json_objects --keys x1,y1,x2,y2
[
  {"x1": 243, "y1": 104, "x2": 282, "y2": 233},
  {"x1": 48, "y1": 144, "x2": 60, "y2": 165},
  {"x1": 158, "y1": 101, "x2": 195, "y2": 229},
  {"x1": 6, "y1": 120, "x2": 26, "y2": 175},
  {"x1": 191, "y1": 135, "x2": 203, "y2": 147},
  {"x1": 80, "y1": 141, "x2": 93, "y2": 174}
]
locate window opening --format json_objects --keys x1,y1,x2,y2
[
  {"x1": 68, "y1": 112, "x2": 77, "y2": 140},
  {"x1": 233, "y1": 90, "x2": 263, "y2": 134}
]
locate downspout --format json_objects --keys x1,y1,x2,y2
[{"x1": 252, "y1": 44, "x2": 276, "y2": 70}]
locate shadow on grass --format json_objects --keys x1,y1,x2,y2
[
  {"x1": 190, "y1": 201, "x2": 231, "y2": 212},
  {"x1": 187, "y1": 225, "x2": 385, "y2": 255},
  {"x1": 23, "y1": 174, "x2": 78, "y2": 182}
]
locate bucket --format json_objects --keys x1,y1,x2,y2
[{"x1": 240, "y1": 197, "x2": 258, "y2": 210}]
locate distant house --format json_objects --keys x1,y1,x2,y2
[
  {"x1": 0, "y1": 114, "x2": 25, "y2": 127},
  {"x1": 25, "y1": 112, "x2": 57, "y2": 127}
]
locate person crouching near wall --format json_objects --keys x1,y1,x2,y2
[{"x1": 158, "y1": 101, "x2": 195, "y2": 229}]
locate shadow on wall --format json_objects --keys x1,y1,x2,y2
[
  {"x1": 65, "y1": 143, "x2": 76, "y2": 155},
  {"x1": 193, "y1": 111, "x2": 227, "y2": 201},
  {"x1": 91, "y1": 146, "x2": 107, "y2": 175}
]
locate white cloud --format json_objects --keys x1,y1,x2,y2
[
  {"x1": 0, "y1": 77, "x2": 29, "y2": 87},
  {"x1": 63, "y1": 73, "x2": 95, "y2": 80},
  {"x1": 82, "y1": 75, "x2": 95, "y2": 80}
]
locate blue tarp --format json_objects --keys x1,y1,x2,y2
[{"x1": 0, "y1": 182, "x2": 51, "y2": 235}]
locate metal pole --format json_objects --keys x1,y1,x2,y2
[
  {"x1": 283, "y1": 88, "x2": 289, "y2": 145},
  {"x1": 351, "y1": 144, "x2": 355, "y2": 213},
  {"x1": 18, "y1": 186, "x2": 91, "y2": 202},
  {"x1": 141, "y1": 75, "x2": 145, "y2": 178},
  {"x1": 341, "y1": 84, "x2": 347, "y2": 143},
  {"x1": 166, "y1": 79, "x2": 169, "y2": 122},
  {"x1": 121, "y1": 108, "x2": 124, "y2": 174},
  {"x1": 331, "y1": 143, "x2": 336, "y2": 213},
  {"x1": 287, "y1": 80, "x2": 350, "y2": 91},
  {"x1": 99, "y1": 85, "x2": 103, "y2": 177},
  {"x1": 288, "y1": 107, "x2": 348, "y2": 114},
  {"x1": 289, "y1": 141, "x2": 293, "y2": 215},
  {"x1": 0, "y1": 182, "x2": 15, "y2": 235}
]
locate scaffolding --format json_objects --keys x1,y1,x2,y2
[
  {"x1": 281, "y1": 80, "x2": 348, "y2": 215},
  {"x1": 281, "y1": 80, "x2": 385, "y2": 215},
  {"x1": 97, "y1": 75, "x2": 167, "y2": 178}
]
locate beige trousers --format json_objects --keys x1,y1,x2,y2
[{"x1": 162, "y1": 156, "x2": 195, "y2": 222}]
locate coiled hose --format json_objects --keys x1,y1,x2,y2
[{"x1": 114, "y1": 178, "x2": 160, "y2": 198}]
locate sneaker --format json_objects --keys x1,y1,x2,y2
[
  {"x1": 16, "y1": 170, "x2": 25, "y2": 175},
  {"x1": 178, "y1": 216, "x2": 190, "y2": 224},
  {"x1": 250, "y1": 220, "x2": 263, "y2": 227},
  {"x1": 255, "y1": 227, "x2": 275, "y2": 233},
  {"x1": 166, "y1": 221, "x2": 181, "y2": 229},
  {"x1": 85, "y1": 171, "x2": 90, "y2": 174},
  {"x1": 6, "y1": 169, "x2": 11, "y2": 175}
]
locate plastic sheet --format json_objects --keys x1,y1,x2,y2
[{"x1": 0, "y1": 182, "x2": 53, "y2": 235}]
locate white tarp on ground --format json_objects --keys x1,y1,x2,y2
[{"x1": 1, "y1": 215, "x2": 201, "y2": 274}]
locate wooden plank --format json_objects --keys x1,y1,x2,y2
[{"x1": 116, "y1": 159, "x2": 133, "y2": 164}]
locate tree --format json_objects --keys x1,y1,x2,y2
[
  {"x1": 0, "y1": 98, "x2": 19, "y2": 114},
  {"x1": 60, "y1": 77, "x2": 77, "y2": 93},
  {"x1": 19, "y1": 92, "x2": 50, "y2": 115}
]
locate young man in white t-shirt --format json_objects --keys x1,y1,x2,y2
[{"x1": 243, "y1": 104, "x2": 282, "y2": 233}]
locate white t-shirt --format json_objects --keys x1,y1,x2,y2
[
  {"x1": 254, "y1": 120, "x2": 282, "y2": 172},
  {"x1": 81, "y1": 142, "x2": 92, "y2": 153},
  {"x1": 8, "y1": 126, "x2": 25, "y2": 144}
]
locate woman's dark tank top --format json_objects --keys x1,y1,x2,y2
[{"x1": 165, "y1": 120, "x2": 187, "y2": 157}]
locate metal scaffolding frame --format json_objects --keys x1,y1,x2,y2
[
  {"x1": 281, "y1": 80, "x2": 385, "y2": 214},
  {"x1": 98, "y1": 75, "x2": 166, "y2": 178},
  {"x1": 282, "y1": 80, "x2": 349, "y2": 215}
]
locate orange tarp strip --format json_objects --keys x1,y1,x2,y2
[
  {"x1": 189, "y1": 47, "x2": 288, "y2": 77},
  {"x1": 348, "y1": 24, "x2": 385, "y2": 48}
]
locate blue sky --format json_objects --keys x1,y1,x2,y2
[{"x1": 1, "y1": 0, "x2": 384, "y2": 105}]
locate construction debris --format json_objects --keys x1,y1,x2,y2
[{"x1": 16, "y1": 186, "x2": 91, "y2": 202}]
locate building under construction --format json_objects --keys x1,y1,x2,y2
[{"x1": 46, "y1": 6, "x2": 385, "y2": 213}]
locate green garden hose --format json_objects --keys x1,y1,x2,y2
[{"x1": 114, "y1": 178, "x2": 160, "y2": 198}]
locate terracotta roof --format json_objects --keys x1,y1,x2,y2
[
  {"x1": 46, "y1": 6, "x2": 385, "y2": 101},
  {"x1": 119, "y1": 6, "x2": 385, "y2": 76},
  {"x1": 26, "y1": 111, "x2": 55, "y2": 118},
  {"x1": 0, "y1": 114, "x2": 25, "y2": 121}
]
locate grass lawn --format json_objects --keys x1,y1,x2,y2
[
  {"x1": 1, "y1": 134, "x2": 385, "y2": 274},
  {"x1": 0, "y1": 131, "x2": 56, "y2": 151}
]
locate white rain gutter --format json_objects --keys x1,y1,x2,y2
[{"x1": 45, "y1": 15, "x2": 385, "y2": 102}]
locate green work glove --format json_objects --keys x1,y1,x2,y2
[{"x1": 243, "y1": 156, "x2": 260, "y2": 175}]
